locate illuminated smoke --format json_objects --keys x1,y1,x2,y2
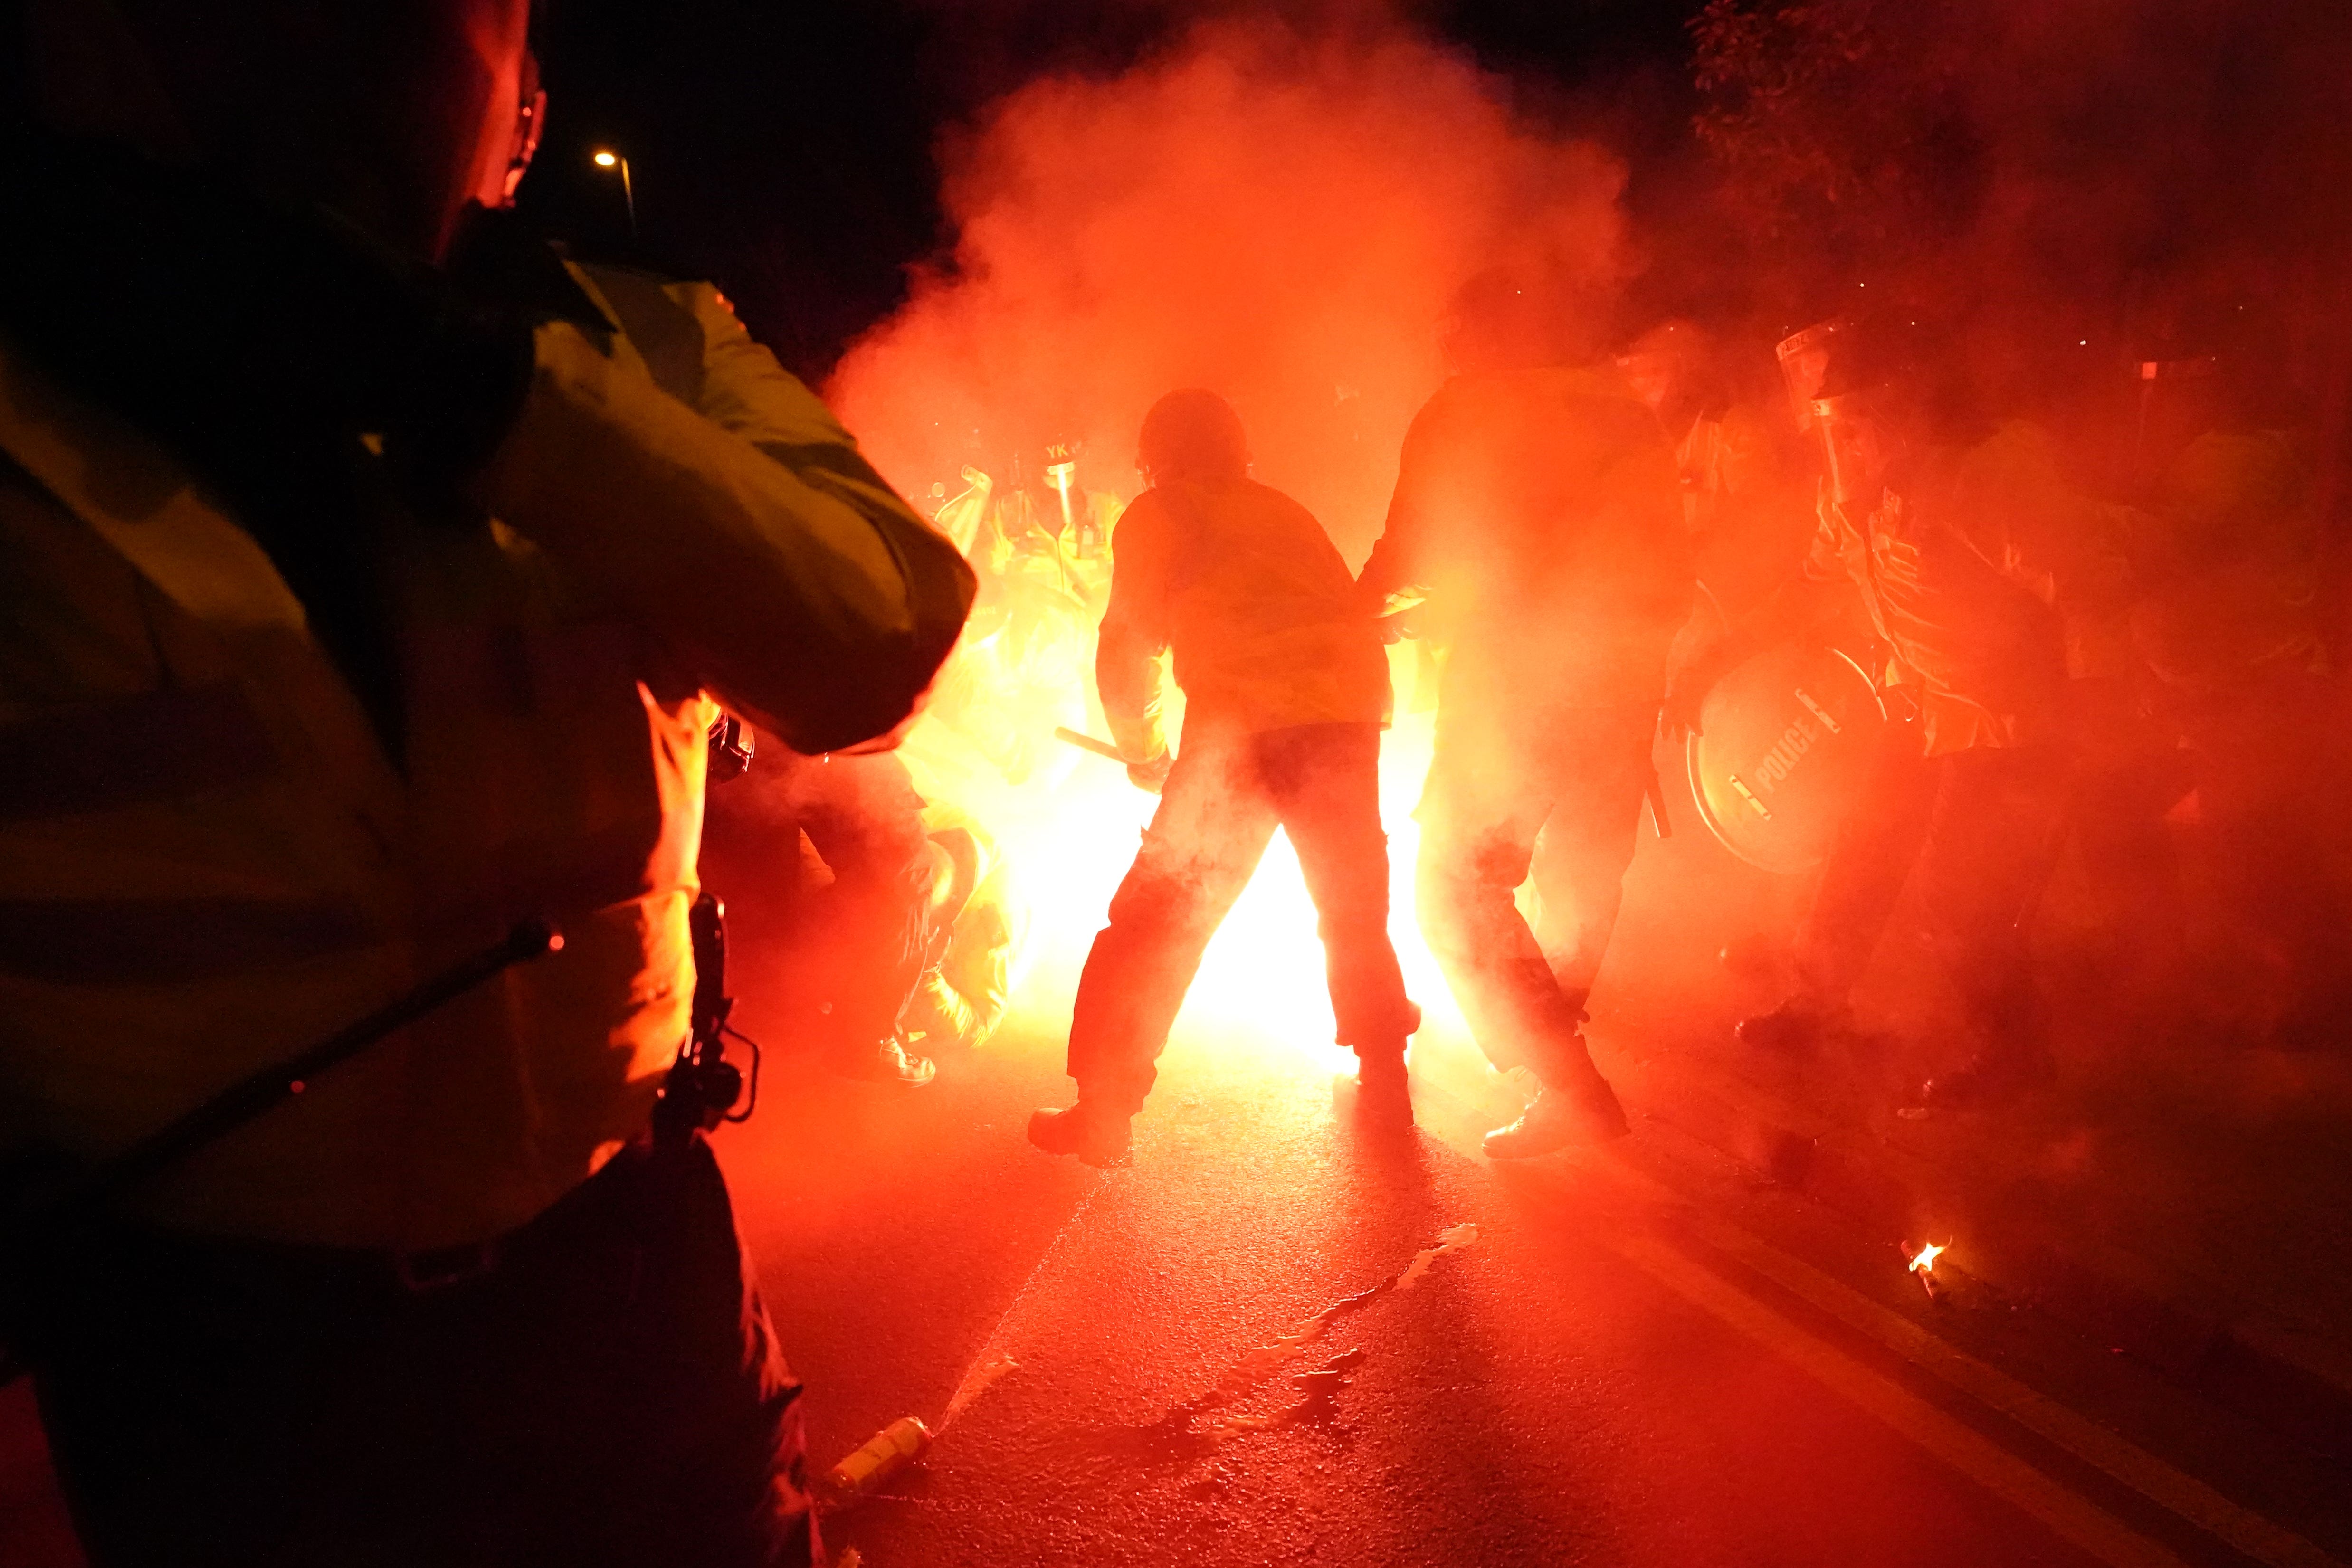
[
  {"x1": 835, "y1": 2, "x2": 2352, "y2": 1138},
  {"x1": 830, "y1": 11, "x2": 1642, "y2": 1069},
  {"x1": 829, "y1": 12, "x2": 1631, "y2": 558}
]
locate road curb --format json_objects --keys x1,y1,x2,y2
[{"x1": 1601, "y1": 1045, "x2": 2352, "y2": 1459}]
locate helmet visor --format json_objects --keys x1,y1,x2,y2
[
  {"x1": 1812, "y1": 390, "x2": 1896, "y2": 507},
  {"x1": 1776, "y1": 319, "x2": 1847, "y2": 434}
]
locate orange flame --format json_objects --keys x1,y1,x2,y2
[
  {"x1": 1908, "y1": 1240, "x2": 1946, "y2": 1275},
  {"x1": 897, "y1": 642, "x2": 1467, "y2": 1084}
]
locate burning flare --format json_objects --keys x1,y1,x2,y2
[{"x1": 1908, "y1": 1240, "x2": 1946, "y2": 1275}]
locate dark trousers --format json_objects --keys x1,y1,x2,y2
[
  {"x1": 1066, "y1": 722, "x2": 1414, "y2": 1115},
  {"x1": 1415, "y1": 695, "x2": 1657, "y2": 1085},
  {"x1": 25, "y1": 1136, "x2": 818, "y2": 1568},
  {"x1": 1795, "y1": 727, "x2": 2067, "y2": 1050},
  {"x1": 2177, "y1": 667, "x2": 2352, "y2": 1044}
]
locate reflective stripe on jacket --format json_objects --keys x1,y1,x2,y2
[{"x1": 1803, "y1": 421, "x2": 2121, "y2": 755}]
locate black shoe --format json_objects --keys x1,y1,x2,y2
[
  {"x1": 1483, "y1": 1068, "x2": 1628, "y2": 1159},
  {"x1": 836, "y1": 1036, "x2": 937, "y2": 1087},
  {"x1": 1904, "y1": 1048, "x2": 2053, "y2": 1113},
  {"x1": 1736, "y1": 998, "x2": 1836, "y2": 1054},
  {"x1": 1349, "y1": 1046, "x2": 1413, "y2": 1125},
  {"x1": 1027, "y1": 1102, "x2": 1133, "y2": 1166}
]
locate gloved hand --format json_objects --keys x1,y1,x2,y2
[
  {"x1": 1126, "y1": 751, "x2": 1174, "y2": 795},
  {"x1": 1662, "y1": 646, "x2": 1734, "y2": 738}
]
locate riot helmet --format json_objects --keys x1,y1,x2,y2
[
  {"x1": 1774, "y1": 317, "x2": 1848, "y2": 436},
  {"x1": 1042, "y1": 437, "x2": 1080, "y2": 527},
  {"x1": 1810, "y1": 383, "x2": 1905, "y2": 509},
  {"x1": 1793, "y1": 316, "x2": 1914, "y2": 508},
  {"x1": 1615, "y1": 317, "x2": 1727, "y2": 428},
  {"x1": 1784, "y1": 313, "x2": 1971, "y2": 508},
  {"x1": 1039, "y1": 437, "x2": 1105, "y2": 557}
]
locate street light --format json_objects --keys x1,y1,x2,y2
[{"x1": 590, "y1": 148, "x2": 635, "y2": 238}]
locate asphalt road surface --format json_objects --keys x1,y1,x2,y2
[
  {"x1": 727, "y1": 986, "x2": 2352, "y2": 1568},
  {"x1": 6, "y1": 812, "x2": 2350, "y2": 1568}
]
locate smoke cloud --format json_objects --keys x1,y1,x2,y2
[
  {"x1": 1690, "y1": 0, "x2": 2352, "y2": 365},
  {"x1": 828, "y1": 14, "x2": 1632, "y2": 557}
]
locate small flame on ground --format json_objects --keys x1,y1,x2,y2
[{"x1": 1909, "y1": 1240, "x2": 1946, "y2": 1275}]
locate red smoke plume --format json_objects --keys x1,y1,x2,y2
[{"x1": 829, "y1": 15, "x2": 1631, "y2": 557}]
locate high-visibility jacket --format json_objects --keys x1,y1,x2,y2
[
  {"x1": 1362, "y1": 366, "x2": 1690, "y2": 710},
  {"x1": 1096, "y1": 477, "x2": 1389, "y2": 760},
  {"x1": 899, "y1": 801, "x2": 1027, "y2": 1053},
  {"x1": 2128, "y1": 428, "x2": 2322, "y2": 694},
  {"x1": 0, "y1": 269, "x2": 972, "y2": 1250},
  {"x1": 1804, "y1": 420, "x2": 2126, "y2": 754}
]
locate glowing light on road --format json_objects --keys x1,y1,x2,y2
[
  {"x1": 1909, "y1": 1240, "x2": 1946, "y2": 1275},
  {"x1": 592, "y1": 150, "x2": 619, "y2": 168},
  {"x1": 1168, "y1": 646, "x2": 1463, "y2": 1069},
  {"x1": 908, "y1": 641, "x2": 1470, "y2": 1083}
]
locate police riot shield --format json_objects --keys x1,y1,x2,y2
[{"x1": 1686, "y1": 641, "x2": 1886, "y2": 874}]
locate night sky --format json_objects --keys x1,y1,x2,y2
[{"x1": 516, "y1": 1, "x2": 1706, "y2": 381}]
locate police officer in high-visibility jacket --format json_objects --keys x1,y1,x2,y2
[
  {"x1": 0, "y1": 6, "x2": 972, "y2": 1564},
  {"x1": 1027, "y1": 390, "x2": 1419, "y2": 1166},
  {"x1": 1671, "y1": 314, "x2": 2123, "y2": 1111},
  {"x1": 2125, "y1": 319, "x2": 2345, "y2": 1048},
  {"x1": 900, "y1": 800, "x2": 1030, "y2": 1054}
]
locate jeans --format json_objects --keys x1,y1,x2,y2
[{"x1": 1066, "y1": 722, "x2": 1414, "y2": 1115}]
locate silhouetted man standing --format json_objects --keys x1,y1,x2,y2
[
  {"x1": 1362, "y1": 276, "x2": 1691, "y2": 1158},
  {"x1": 1029, "y1": 391, "x2": 1418, "y2": 1165}
]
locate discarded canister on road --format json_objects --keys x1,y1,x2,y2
[{"x1": 823, "y1": 1416, "x2": 933, "y2": 1504}]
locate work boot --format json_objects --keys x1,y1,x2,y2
[
  {"x1": 1348, "y1": 1045, "x2": 1413, "y2": 1127},
  {"x1": 1027, "y1": 1101, "x2": 1133, "y2": 1166},
  {"x1": 1482, "y1": 1061, "x2": 1628, "y2": 1159},
  {"x1": 837, "y1": 1034, "x2": 937, "y2": 1087},
  {"x1": 1736, "y1": 996, "x2": 1838, "y2": 1054}
]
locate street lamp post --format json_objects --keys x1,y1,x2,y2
[{"x1": 591, "y1": 148, "x2": 635, "y2": 239}]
